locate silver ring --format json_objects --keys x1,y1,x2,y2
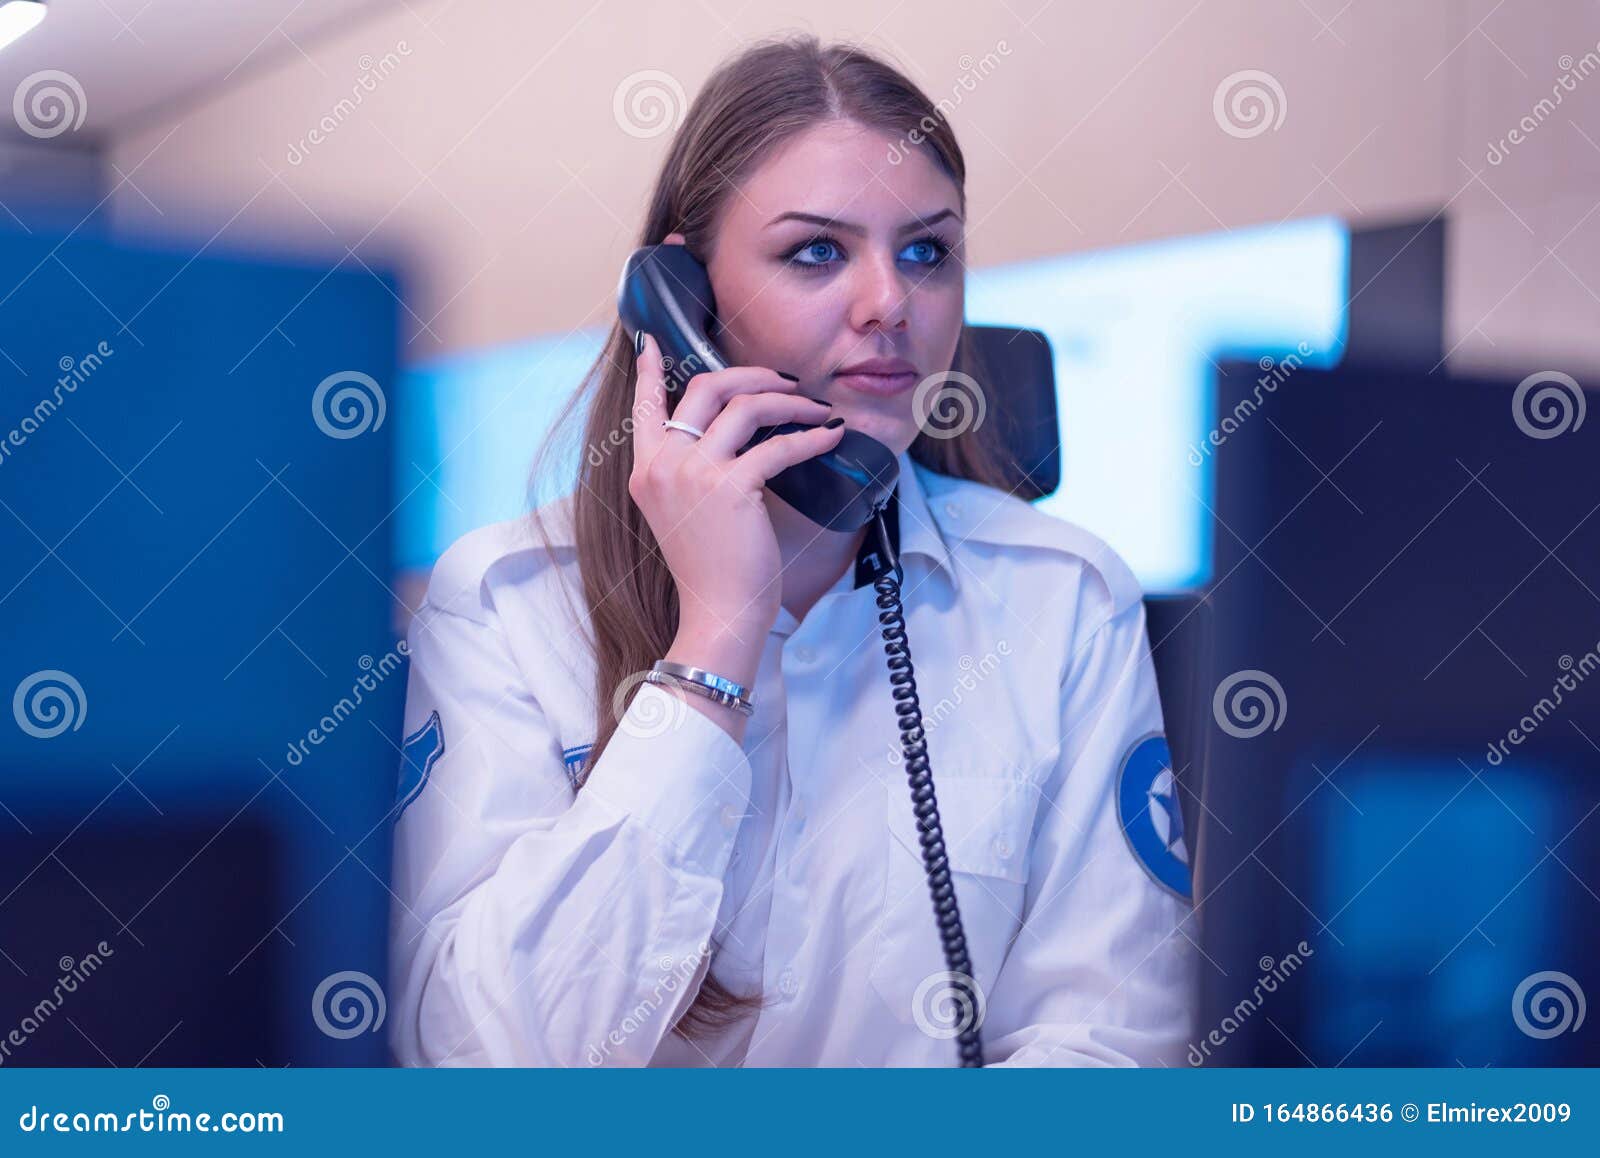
[{"x1": 662, "y1": 419, "x2": 706, "y2": 440}]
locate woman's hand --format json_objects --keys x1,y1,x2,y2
[{"x1": 628, "y1": 331, "x2": 844, "y2": 693}]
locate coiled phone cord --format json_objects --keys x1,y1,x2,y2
[{"x1": 869, "y1": 505, "x2": 986, "y2": 1068}]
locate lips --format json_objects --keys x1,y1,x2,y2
[
  {"x1": 836, "y1": 357, "x2": 917, "y2": 377},
  {"x1": 833, "y1": 357, "x2": 918, "y2": 396}
]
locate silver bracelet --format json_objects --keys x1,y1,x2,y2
[{"x1": 647, "y1": 660, "x2": 755, "y2": 717}]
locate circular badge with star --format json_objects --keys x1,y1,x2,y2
[{"x1": 1116, "y1": 733, "x2": 1191, "y2": 901}]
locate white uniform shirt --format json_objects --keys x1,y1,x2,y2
[{"x1": 386, "y1": 449, "x2": 1198, "y2": 1067}]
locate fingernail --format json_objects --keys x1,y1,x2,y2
[
  {"x1": 776, "y1": 371, "x2": 799, "y2": 382},
  {"x1": 634, "y1": 330, "x2": 646, "y2": 355},
  {"x1": 824, "y1": 416, "x2": 845, "y2": 429},
  {"x1": 814, "y1": 398, "x2": 833, "y2": 407}
]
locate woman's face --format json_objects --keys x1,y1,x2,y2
[{"x1": 667, "y1": 119, "x2": 966, "y2": 457}]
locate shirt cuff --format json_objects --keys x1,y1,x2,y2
[{"x1": 577, "y1": 681, "x2": 754, "y2": 872}]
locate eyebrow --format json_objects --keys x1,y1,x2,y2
[{"x1": 763, "y1": 208, "x2": 962, "y2": 234}]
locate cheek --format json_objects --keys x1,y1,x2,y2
[
  {"x1": 917, "y1": 285, "x2": 965, "y2": 361},
  {"x1": 719, "y1": 279, "x2": 833, "y2": 364}
]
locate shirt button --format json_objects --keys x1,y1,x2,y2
[
  {"x1": 943, "y1": 501, "x2": 961, "y2": 519},
  {"x1": 720, "y1": 803, "x2": 743, "y2": 831},
  {"x1": 794, "y1": 645, "x2": 815, "y2": 664},
  {"x1": 991, "y1": 834, "x2": 1013, "y2": 860},
  {"x1": 778, "y1": 968, "x2": 799, "y2": 998}
]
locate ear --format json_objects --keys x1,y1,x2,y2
[{"x1": 662, "y1": 230, "x2": 687, "y2": 246}]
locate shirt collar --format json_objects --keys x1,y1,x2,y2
[{"x1": 765, "y1": 451, "x2": 955, "y2": 637}]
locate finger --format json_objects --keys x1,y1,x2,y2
[
  {"x1": 630, "y1": 332, "x2": 668, "y2": 463},
  {"x1": 731, "y1": 419, "x2": 848, "y2": 485},
  {"x1": 698, "y1": 392, "x2": 833, "y2": 458},
  {"x1": 670, "y1": 366, "x2": 800, "y2": 432}
]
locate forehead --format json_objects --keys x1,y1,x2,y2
[{"x1": 724, "y1": 119, "x2": 961, "y2": 228}]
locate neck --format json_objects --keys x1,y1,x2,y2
[{"x1": 765, "y1": 489, "x2": 869, "y2": 624}]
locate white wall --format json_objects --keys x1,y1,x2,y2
[{"x1": 98, "y1": 0, "x2": 1599, "y2": 375}]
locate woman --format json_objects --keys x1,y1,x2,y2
[{"x1": 387, "y1": 34, "x2": 1197, "y2": 1067}]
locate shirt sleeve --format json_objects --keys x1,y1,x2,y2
[
  {"x1": 980, "y1": 596, "x2": 1200, "y2": 1067},
  {"x1": 386, "y1": 582, "x2": 754, "y2": 1067}
]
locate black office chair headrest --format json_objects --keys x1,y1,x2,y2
[{"x1": 958, "y1": 324, "x2": 1061, "y2": 502}]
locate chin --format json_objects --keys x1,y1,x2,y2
[{"x1": 831, "y1": 410, "x2": 915, "y2": 455}]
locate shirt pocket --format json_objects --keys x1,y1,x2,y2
[{"x1": 868, "y1": 771, "x2": 1041, "y2": 1028}]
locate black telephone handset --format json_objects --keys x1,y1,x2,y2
[
  {"x1": 616, "y1": 243, "x2": 986, "y2": 1067},
  {"x1": 617, "y1": 243, "x2": 898, "y2": 531}
]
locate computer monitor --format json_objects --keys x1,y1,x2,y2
[
  {"x1": 1195, "y1": 358, "x2": 1600, "y2": 1066},
  {"x1": 0, "y1": 228, "x2": 404, "y2": 1065}
]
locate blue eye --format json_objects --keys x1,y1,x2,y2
[
  {"x1": 790, "y1": 238, "x2": 843, "y2": 267},
  {"x1": 899, "y1": 237, "x2": 950, "y2": 266}
]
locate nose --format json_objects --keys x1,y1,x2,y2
[{"x1": 847, "y1": 249, "x2": 910, "y2": 334}]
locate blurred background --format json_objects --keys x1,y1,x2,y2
[{"x1": 0, "y1": 0, "x2": 1595, "y2": 1066}]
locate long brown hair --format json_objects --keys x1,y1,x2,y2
[{"x1": 526, "y1": 33, "x2": 1015, "y2": 1047}]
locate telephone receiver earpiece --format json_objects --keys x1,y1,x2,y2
[{"x1": 617, "y1": 243, "x2": 898, "y2": 531}]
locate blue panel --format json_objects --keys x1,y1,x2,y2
[{"x1": 0, "y1": 226, "x2": 401, "y2": 1065}]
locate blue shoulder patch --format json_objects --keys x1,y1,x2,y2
[
  {"x1": 1115, "y1": 733, "x2": 1192, "y2": 901},
  {"x1": 397, "y1": 711, "x2": 444, "y2": 817},
  {"x1": 562, "y1": 742, "x2": 594, "y2": 793}
]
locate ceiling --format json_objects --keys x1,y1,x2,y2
[{"x1": 0, "y1": 0, "x2": 406, "y2": 147}]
